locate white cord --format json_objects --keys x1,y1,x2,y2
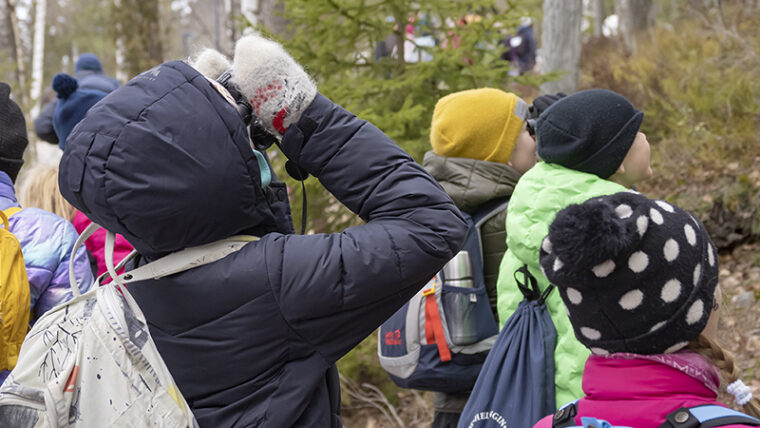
[{"x1": 728, "y1": 379, "x2": 753, "y2": 406}]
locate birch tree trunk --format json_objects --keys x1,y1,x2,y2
[
  {"x1": 30, "y1": 0, "x2": 46, "y2": 118},
  {"x1": 540, "y1": 0, "x2": 583, "y2": 95},
  {"x1": 615, "y1": 0, "x2": 654, "y2": 53},
  {"x1": 594, "y1": 0, "x2": 606, "y2": 37},
  {"x1": 5, "y1": 0, "x2": 28, "y2": 108}
]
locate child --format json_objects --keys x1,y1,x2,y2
[
  {"x1": 52, "y1": 73, "x2": 135, "y2": 278},
  {"x1": 54, "y1": 35, "x2": 468, "y2": 427},
  {"x1": 423, "y1": 88, "x2": 564, "y2": 427},
  {"x1": 0, "y1": 82, "x2": 94, "y2": 323},
  {"x1": 533, "y1": 191, "x2": 759, "y2": 427},
  {"x1": 496, "y1": 88, "x2": 653, "y2": 408}
]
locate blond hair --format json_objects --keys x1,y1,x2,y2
[
  {"x1": 18, "y1": 164, "x2": 75, "y2": 221},
  {"x1": 688, "y1": 334, "x2": 760, "y2": 418}
]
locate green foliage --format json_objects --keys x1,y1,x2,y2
[
  {"x1": 579, "y1": 3, "x2": 760, "y2": 247},
  {"x1": 256, "y1": 0, "x2": 548, "y2": 236}
]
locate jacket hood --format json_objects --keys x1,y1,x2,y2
[
  {"x1": 505, "y1": 162, "x2": 625, "y2": 267},
  {"x1": 59, "y1": 61, "x2": 293, "y2": 258},
  {"x1": 422, "y1": 151, "x2": 520, "y2": 214}
]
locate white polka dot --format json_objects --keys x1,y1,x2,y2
[
  {"x1": 628, "y1": 251, "x2": 649, "y2": 273},
  {"x1": 693, "y1": 263, "x2": 702, "y2": 285},
  {"x1": 664, "y1": 341, "x2": 689, "y2": 354},
  {"x1": 619, "y1": 289, "x2": 643, "y2": 310},
  {"x1": 661, "y1": 279, "x2": 682, "y2": 303},
  {"x1": 684, "y1": 224, "x2": 697, "y2": 246},
  {"x1": 686, "y1": 299, "x2": 704, "y2": 325},
  {"x1": 581, "y1": 327, "x2": 601, "y2": 340},
  {"x1": 656, "y1": 200, "x2": 675, "y2": 213},
  {"x1": 540, "y1": 264, "x2": 547, "y2": 278},
  {"x1": 636, "y1": 215, "x2": 649, "y2": 237},
  {"x1": 615, "y1": 204, "x2": 633, "y2": 219},
  {"x1": 542, "y1": 237, "x2": 552, "y2": 254},
  {"x1": 663, "y1": 239, "x2": 679, "y2": 262},
  {"x1": 590, "y1": 347, "x2": 609, "y2": 355},
  {"x1": 708, "y1": 245, "x2": 715, "y2": 267},
  {"x1": 624, "y1": 189, "x2": 640, "y2": 195},
  {"x1": 593, "y1": 260, "x2": 616, "y2": 278},
  {"x1": 566, "y1": 287, "x2": 583, "y2": 305},
  {"x1": 553, "y1": 258, "x2": 564, "y2": 271},
  {"x1": 650, "y1": 208, "x2": 664, "y2": 225},
  {"x1": 649, "y1": 321, "x2": 666, "y2": 332}
]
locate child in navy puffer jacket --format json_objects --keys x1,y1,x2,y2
[{"x1": 56, "y1": 35, "x2": 468, "y2": 427}]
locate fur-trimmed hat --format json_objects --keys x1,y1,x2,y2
[
  {"x1": 536, "y1": 89, "x2": 643, "y2": 179},
  {"x1": 430, "y1": 88, "x2": 527, "y2": 165},
  {"x1": 539, "y1": 191, "x2": 718, "y2": 355},
  {"x1": 0, "y1": 82, "x2": 28, "y2": 183}
]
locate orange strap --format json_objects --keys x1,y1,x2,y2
[{"x1": 423, "y1": 286, "x2": 451, "y2": 362}]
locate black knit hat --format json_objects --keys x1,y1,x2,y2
[
  {"x1": 0, "y1": 82, "x2": 28, "y2": 183},
  {"x1": 536, "y1": 89, "x2": 643, "y2": 179},
  {"x1": 539, "y1": 191, "x2": 718, "y2": 355}
]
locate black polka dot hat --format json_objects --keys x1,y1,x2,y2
[{"x1": 539, "y1": 191, "x2": 718, "y2": 355}]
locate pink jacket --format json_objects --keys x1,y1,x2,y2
[
  {"x1": 534, "y1": 351, "x2": 758, "y2": 428},
  {"x1": 72, "y1": 210, "x2": 134, "y2": 279}
]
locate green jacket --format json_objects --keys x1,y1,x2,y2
[
  {"x1": 423, "y1": 151, "x2": 521, "y2": 317},
  {"x1": 496, "y1": 162, "x2": 626, "y2": 407}
]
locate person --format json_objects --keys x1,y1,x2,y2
[
  {"x1": 51, "y1": 72, "x2": 134, "y2": 278},
  {"x1": 56, "y1": 35, "x2": 468, "y2": 427},
  {"x1": 501, "y1": 18, "x2": 537, "y2": 75},
  {"x1": 496, "y1": 89, "x2": 653, "y2": 409},
  {"x1": 533, "y1": 191, "x2": 760, "y2": 427},
  {"x1": 33, "y1": 53, "x2": 119, "y2": 146},
  {"x1": 0, "y1": 82, "x2": 94, "y2": 325},
  {"x1": 422, "y1": 88, "x2": 564, "y2": 427}
]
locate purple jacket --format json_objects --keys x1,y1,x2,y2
[
  {"x1": 534, "y1": 351, "x2": 759, "y2": 428},
  {"x1": 0, "y1": 172, "x2": 94, "y2": 321}
]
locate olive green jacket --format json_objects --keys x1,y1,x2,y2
[
  {"x1": 423, "y1": 151, "x2": 521, "y2": 318},
  {"x1": 496, "y1": 161, "x2": 626, "y2": 407}
]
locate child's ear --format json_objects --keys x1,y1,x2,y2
[{"x1": 616, "y1": 163, "x2": 626, "y2": 175}]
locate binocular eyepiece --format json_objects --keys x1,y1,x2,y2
[{"x1": 216, "y1": 71, "x2": 279, "y2": 152}]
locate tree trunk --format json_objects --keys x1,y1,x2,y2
[
  {"x1": 111, "y1": 0, "x2": 164, "y2": 78},
  {"x1": 594, "y1": 0, "x2": 606, "y2": 37},
  {"x1": 30, "y1": 0, "x2": 46, "y2": 119},
  {"x1": 5, "y1": 0, "x2": 28, "y2": 108},
  {"x1": 539, "y1": 0, "x2": 583, "y2": 95},
  {"x1": 615, "y1": 0, "x2": 654, "y2": 53}
]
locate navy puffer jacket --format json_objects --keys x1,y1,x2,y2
[{"x1": 58, "y1": 61, "x2": 467, "y2": 427}]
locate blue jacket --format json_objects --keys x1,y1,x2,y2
[{"x1": 58, "y1": 61, "x2": 467, "y2": 427}]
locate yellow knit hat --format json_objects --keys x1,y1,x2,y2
[{"x1": 430, "y1": 88, "x2": 527, "y2": 165}]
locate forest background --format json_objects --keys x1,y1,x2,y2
[{"x1": 2, "y1": 0, "x2": 760, "y2": 426}]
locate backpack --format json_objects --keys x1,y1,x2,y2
[
  {"x1": 0, "y1": 223, "x2": 257, "y2": 427},
  {"x1": 552, "y1": 401, "x2": 760, "y2": 428},
  {"x1": 377, "y1": 199, "x2": 506, "y2": 394},
  {"x1": 0, "y1": 207, "x2": 30, "y2": 377},
  {"x1": 457, "y1": 266, "x2": 557, "y2": 428}
]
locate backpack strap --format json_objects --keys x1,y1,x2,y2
[
  {"x1": 68, "y1": 222, "x2": 259, "y2": 297},
  {"x1": 660, "y1": 404, "x2": 760, "y2": 428},
  {"x1": 422, "y1": 279, "x2": 452, "y2": 362},
  {"x1": 2, "y1": 206, "x2": 21, "y2": 218},
  {"x1": 553, "y1": 400, "x2": 579, "y2": 428}
]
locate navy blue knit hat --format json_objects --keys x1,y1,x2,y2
[
  {"x1": 0, "y1": 82, "x2": 28, "y2": 183},
  {"x1": 75, "y1": 53, "x2": 103, "y2": 72},
  {"x1": 539, "y1": 191, "x2": 718, "y2": 355},
  {"x1": 536, "y1": 89, "x2": 643, "y2": 179},
  {"x1": 53, "y1": 73, "x2": 107, "y2": 149}
]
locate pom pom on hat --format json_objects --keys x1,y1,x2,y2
[
  {"x1": 53, "y1": 73, "x2": 79, "y2": 99},
  {"x1": 52, "y1": 74, "x2": 108, "y2": 149},
  {"x1": 540, "y1": 191, "x2": 719, "y2": 355},
  {"x1": 547, "y1": 198, "x2": 638, "y2": 272},
  {"x1": 430, "y1": 88, "x2": 527, "y2": 165}
]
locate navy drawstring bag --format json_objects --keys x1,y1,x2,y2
[{"x1": 458, "y1": 265, "x2": 557, "y2": 428}]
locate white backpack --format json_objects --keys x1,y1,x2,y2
[{"x1": 0, "y1": 224, "x2": 256, "y2": 427}]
